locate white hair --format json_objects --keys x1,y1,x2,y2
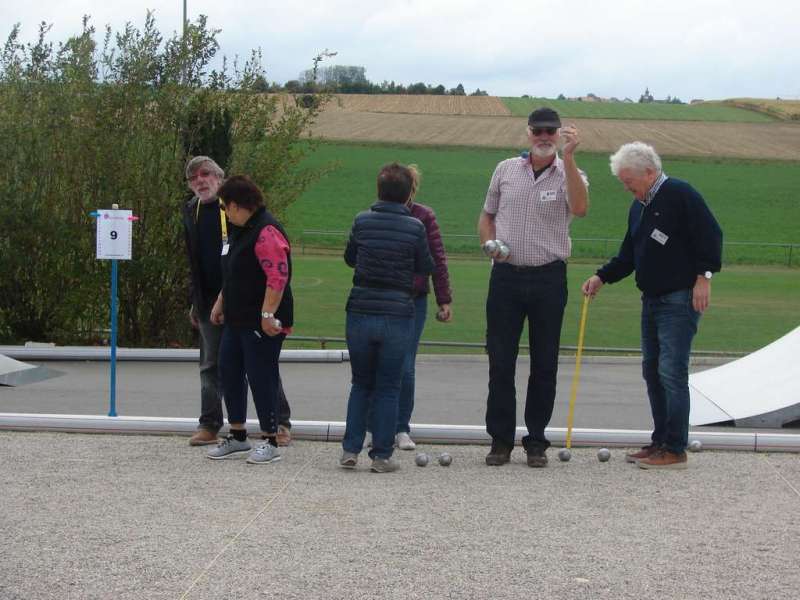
[
  {"x1": 184, "y1": 155, "x2": 224, "y2": 179},
  {"x1": 609, "y1": 142, "x2": 662, "y2": 176}
]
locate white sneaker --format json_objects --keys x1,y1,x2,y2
[
  {"x1": 246, "y1": 442, "x2": 282, "y2": 464},
  {"x1": 395, "y1": 432, "x2": 416, "y2": 451}
]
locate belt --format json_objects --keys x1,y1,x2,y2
[{"x1": 495, "y1": 260, "x2": 565, "y2": 272}]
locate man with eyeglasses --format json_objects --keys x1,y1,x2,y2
[
  {"x1": 478, "y1": 107, "x2": 589, "y2": 467},
  {"x1": 181, "y1": 156, "x2": 293, "y2": 446}
]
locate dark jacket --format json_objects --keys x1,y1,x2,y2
[
  {"x1": 344, "y1": 201, "x2": 434, "y2": 317},
  {"x1": 182, "y1": 196, "x2": 227, "y2": 319},
  {"x1": 221, "y1": 206, "x2": 294, "y2": 329},
  {"x1": 409, "y1": 202, "x2": 452, "y2": 305},
  {"x1": 597, "y1": 178, "x2": 723, "y2": 297}
]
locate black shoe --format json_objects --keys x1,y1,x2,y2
[
  {"x1": 525, "y1": 446, "x2": 548, "y2": 468},
  {"x1": 485, "y1": 441, "x2": 512, "y2": 466}
]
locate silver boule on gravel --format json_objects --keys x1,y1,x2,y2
[
  {"x1": 688, "y1": 440, "x2": 703, "y2": 452},
  {"x1": 597, "y1": 448, "x2": 611, "y2": 462},
  {"x1": 437, "y1": 452, "x2": 452, "y2": 467},
  {"x1": 557, "y1": 448, "x2": 572, "y2": 462},
  {"x1": 415, "y1": 453, "x2": 429, "y2": 467}
]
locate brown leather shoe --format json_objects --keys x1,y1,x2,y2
[
  {"x1": 625, "y1": 444, "x2": 660, "y2": 463},
  {"x1": 638, "y1": 450, "x2": 688, "y2": 470},
  {"x1": 485, "y1": 442, "x2": 512, "y2": 466},
  {"x1": 276, "y1": 424, "x2": 291, "y2": 447},
  {"x1": 189, "y1": 429, "x2": 220, "y2": 446}
]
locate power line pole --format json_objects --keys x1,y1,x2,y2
[{"x1": 182, "y1": 0, "x2": 187, "y2": 37}]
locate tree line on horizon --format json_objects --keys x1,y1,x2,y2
[{"x1": 251, "y1": 64, "x2": 490, "y2": 96}]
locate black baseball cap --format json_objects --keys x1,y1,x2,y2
[{"x1": 528, "y1": 107, "x2": 561, "y2": 128}]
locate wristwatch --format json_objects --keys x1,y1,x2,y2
[
  {"x1": 261, "y1": 311, "x2": 274, "y2": 319},
  {"x1": 701, "y1": 271, "x2": 713, "y2": 280}
]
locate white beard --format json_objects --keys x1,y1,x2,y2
[{"x1": 532, "y1": 143, "x2": 557, "y2": 158}]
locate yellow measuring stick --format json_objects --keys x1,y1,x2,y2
[{"x1": 565, "y1": 294, "x2": 590, "y2": 449}]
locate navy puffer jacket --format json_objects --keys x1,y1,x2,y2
[{"x1": 344, "y1": 201, "x2": 434, "y2": 317}]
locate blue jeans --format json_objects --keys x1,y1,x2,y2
[
  {"x1": 219, "y1": 325, "x2": 285, "y2": 434},
  {"x1": 485, "y1": 261, "x2": 567, "y2": 451},
  {"x1": 641, "y1": 289, "x2": 700, "y2": 453},
  {"x1": 343, "y1": 312, "x2": 414, "y2": 459},
  {"x1": 397, "y1": 295, "x2": 428, "y2": 434}
]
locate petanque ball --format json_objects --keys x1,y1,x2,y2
[
  {"x1": 688, "y1": 440, "x2": 703, "y2": 452},
  {"x1": 558, "y1": 448, "x2": 572, "y2": 462},
  {"x1": 597, "y1": 448, "x2": 611, "y2": 462},
  {"x1": 438, "y1": 452, "x2": 452, "y2": 467},
  {"x1": 415, "y1": 453, "x2": 429, "y2": 467}
]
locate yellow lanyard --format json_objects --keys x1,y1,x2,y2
[{"x1": 195, "y1": 199, "x2": 228, "y2": 244}]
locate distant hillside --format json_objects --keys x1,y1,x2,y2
[
  {"x1": 719, "y1": 98, "x2": 800, "y2": 121},
  {"x1": 501, "y1": 97, "x2": 775, "y2": 123}
]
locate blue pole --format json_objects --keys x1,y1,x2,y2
[{"x1": 109, "y1": 259, "x2": 118, "y2": 417}]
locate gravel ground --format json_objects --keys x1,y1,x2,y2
[{"x1": 2, "y1": 432, "x2": 798, "y2": 600}]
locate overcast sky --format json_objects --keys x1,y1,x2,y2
[{"x1": 3, "y1": 0, "x2": 797, "y2": 100}]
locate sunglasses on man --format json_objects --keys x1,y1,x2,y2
[{"x1": 529, "y1": 126, "x2": 559, "y2": 136}]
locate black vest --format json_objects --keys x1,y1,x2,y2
[{"x1": 221, "y1": 206, "x2": 294, "y2": 329}]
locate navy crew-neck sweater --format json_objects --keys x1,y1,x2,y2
[{"x1": 596, "y1": 178, "x2": 722, "y2": 297}]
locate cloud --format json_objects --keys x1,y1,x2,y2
[{"x1": 2, "y1": 0, "x2": 797, "y2": 99}]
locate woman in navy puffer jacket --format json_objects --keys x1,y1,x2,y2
[{"x1": 339, "y1": 162, "x2": 433, "y2": 473}]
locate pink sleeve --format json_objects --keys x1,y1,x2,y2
[{"x1": 254, "y1": 226, "x2": 290, "y2": 292}]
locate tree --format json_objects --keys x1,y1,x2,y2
[
  {"x1": 450, "y1": 83, "x2": 466, "y2": 96},
  {"x1": 0, "y1": 15, "x2": 329, "y2": 345}
]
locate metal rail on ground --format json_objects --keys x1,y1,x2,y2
[{"x1": 1, "y1": 413, "x2": 798, "y2": 452}]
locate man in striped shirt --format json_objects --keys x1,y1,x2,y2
[{"x1": 478, "y1": 107, "x2": 589, "y2": 467}]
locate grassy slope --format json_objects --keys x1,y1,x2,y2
[
  {"x1": 289, "y1": 256, "x2": 799, "y2": 354},
  {"x1": 286, "y1": 142, "x2": 800, "y2": 263},
  {"x1": 501, "y1": 97, "x2": 775, "y2": 122}
]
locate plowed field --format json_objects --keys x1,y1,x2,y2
[
  {"x1": 312, "y1": 111, "x2": 800, "y2": 160},
  {"x1": 326, "y1": 94, "x2": 510, "y2": 116}
]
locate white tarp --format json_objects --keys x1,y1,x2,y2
[
  {"x1": 0, "y1": 354, "x2": 62, "y2": 386},
  {"x1": 690, "y1": 326, "x2": 800, "y2": 425}
]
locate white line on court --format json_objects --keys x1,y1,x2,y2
[
  {"x1": 178, "y1": 448, "x2": 321, "y2": 599},
  {"x1": 762, "y1": 454, "x2": 800, "y2": 501}
]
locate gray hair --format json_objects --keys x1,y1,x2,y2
[
  {"x1": 184, "y1": 156, "x2": 224, "y2": 179},
  {"x1": 609, "y1": 142, "x2": 662, "y2": 177}
]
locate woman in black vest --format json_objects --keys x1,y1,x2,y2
[{"x1": 206, "y1": 175, "x2": 294, "y2": 465}]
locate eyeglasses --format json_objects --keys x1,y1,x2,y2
[
  {"x1": 187, "y1": 169, "x2": 213, "y2": 183},
  {"x1": 529, "y1": 126, "x2": 558, "y2": 136}
]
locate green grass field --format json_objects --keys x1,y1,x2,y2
[
  {"x1": 286, "y1": 256, "x2": 799, "y2": 354},
  {"x1": 500, "y1": 97, "x2": 775, "y2": 122},
  {"x1": 286, "y1": 142, "x2": 800, "y2": 265}
]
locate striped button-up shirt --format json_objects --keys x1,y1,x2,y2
[
  {"x1": 640, "y1": 172, "x2": 668, "y2": 207},
  {"x1": 483, "y1": 154, "x2": 588, "y2": 266}
]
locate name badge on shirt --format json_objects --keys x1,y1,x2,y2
[
  {"x1": 539, "y1": 190, "x2": 557, "y2": 202},
  {"x1": 221, "y1": 243, "x2": 230, "y2": 256},
  {"x1": 650, "y1": 228, "x2": 669, "y2": 245}
]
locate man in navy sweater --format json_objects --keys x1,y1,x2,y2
[{"x1": 582, "y1": 142, "x2": 722, "y2": 469}]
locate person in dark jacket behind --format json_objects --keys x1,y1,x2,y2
[
  {"x1": 339, "y1": 162, "x2": 434, "y2": 473},
  {"x1": 394, "y1": 164, "x2": 453, "y2": 451},
  {"x1": 205, "y1": 175, "x2": 294, "y2": 465},
  {"x1": 181, "y1": 156, "x2": 293, "y2": 447},
  {"x1": 582, "y1": 142, "x2": 722, "y2": 470}
]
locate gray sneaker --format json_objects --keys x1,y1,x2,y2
[
  {"x1": 207, "y1": 435, "x2": 251, "y2": 460},
  {"x1": 246, "y1": 442, "x2": 282, "y2": 465},
  {"x1": 370, "y1": 457, "x2": 400, "y2": 473},
  {"x1": 340, "y1": 451, "x2": 359, "y2": 469}
]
